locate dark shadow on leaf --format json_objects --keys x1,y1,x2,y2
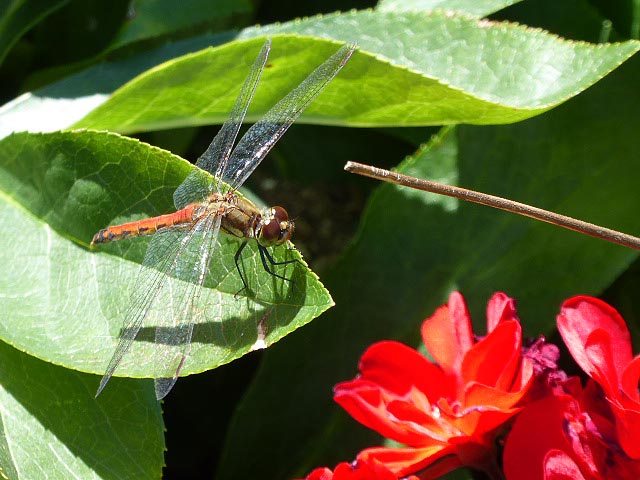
[{"x1": 121, "y1": 261, "x2": 306, "y2": 356}]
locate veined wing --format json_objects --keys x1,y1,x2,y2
[
  {"x1": 96, "y1": 212, "x2": 223, "y2": 400},
  {"x1": 152, "y1": 212, "x2": 222, "y2": 399},
  {"x1": 222, "y1": 43, "x2": 356, "y2": 191},
  {"x1": 173, "y1": 40, "x2": 271, "y2": 210}
]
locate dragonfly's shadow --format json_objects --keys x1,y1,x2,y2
[{"x1": 126, "y1": 264, "x2": 307, "y2": 354}]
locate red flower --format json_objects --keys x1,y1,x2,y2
[
  {"x1": 557, "y1": 296, "x2": 640, "y2": 460},
  {"x1": 503, "y1": 296, "x2": 640, "y2": 480},
  {"x1": 334, "y1": 292, "x2": 534, "y2": 478}
]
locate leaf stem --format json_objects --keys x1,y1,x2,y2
[{"x1": 344, "y1": 161, "x2": 640, "y2": 251}]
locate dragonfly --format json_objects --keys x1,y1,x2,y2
[{"x1": 92, "y1": 39, "x2": 355, "y2": 400}]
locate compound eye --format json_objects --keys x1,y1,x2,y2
[
  {"x1": 261, "y1": 218, "x2": 281, "y2": 243},
  {"x1": 272, "y1": 206, "x2": 289, "y2": 224}
]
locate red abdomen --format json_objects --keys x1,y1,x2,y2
[{"x1": 91, "y1": 204, "x2": 197, "y2": 246}]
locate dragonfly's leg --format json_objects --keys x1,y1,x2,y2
[
  {"x1": 234, "y1": 241, "x2": 249, "y2": 295},
  {"x1": 258, "y1": 245, "x2": 297, "y2": 285},
  {"x1": 262, "y1": 245, "x2": 299, "y2": 267}
]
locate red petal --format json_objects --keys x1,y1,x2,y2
[
  {"x1": 305, "y1": 459, "x2": 422, "y2": 480},
  {"x1": 334, "y1": 379, "x2": 445, "y2": 445},
  {"x1": 609, "y1": 401, "x2": 640, "y2": 460},
  {"x1": 441, "y1": 398, "x2": 519, "y2": 438},
  {"x1": 421, "y1": 292, "x2": 473, "y2": 375},
  {"x1": 621, "y1": 355, "x2": 640, "y2": 403},
  {"x1": 486, "y1": 292, "x2": 519, "y2": 333},
  {"x1": 386, "y1": 400, "x2": 455, "y2": 441},
  {"x1": 503, "y1": 395, "x2": 578, "y2": 480},
  {"x1": 543, "y1": 450, "x2": 587, "y2": 480},
  {"x1": 358, "y1": 341, "x2": 451, "y2": 400},
  {"x1": 461, "y1": 320, "x2": 522, "y2": 389},
  {"x1": 558, "y1": 296, "x2": 632, "y2": 381},
  {"x1": 332, "y1": 459, "x2": 398, "y2": 480},
  {"x1": 464, "y1": 380, "x2": 530, "y2": 411},
  {"x1": 303, "y1": 467, "x2": 335, "y2": 480},
  {"x1": 581, "y1": 328, "x2": 619, "y2": 395},
  {"x1": 358, "y1": 444, "x2": 456, "y2": 477},
  {"x1": 335, "y1": 379, "x2": 415, "y2": 443}
]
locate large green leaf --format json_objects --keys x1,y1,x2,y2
[
  {"x1": 0, "y1": 130, "x2": 333, "y2": 379},
  {"x1": 75, "y1": 14, "x2": 640, "y2": 133},
  {"x1": 3, "y1": 9, "x2": 637, "y2": 138},
  {"x1": 216, "y1": 49, "x2": 640, "y2": 480},
  {"x1": 0, "y1": 340, "x2": 164, "y2": 479}
]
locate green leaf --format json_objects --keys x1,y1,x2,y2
[
  {"x1": 377, "y1": 0, "x2": 523, "y2": 17},
  {"x1": 74, "y1": 12, "x2": 640, "y2": 133},
  {"x1": 0, "y1": 0, "x2": 69, "y2": 65},
  {"x1": 216, "y1": 48, "x2": 640, "y2": 479},
  {"x1": 0, "y1": 129, "x2": 333, "y2": 380},
  {"x1": 76, "y1": 36, "x2": 361, "y2": 133},
  {"x1": 108, "y1": 0, "x2": 253, "y2": 51},
  {"x1": 4, "y1": 11, "x2": 638, "y2": 138},
  {"x1": 0, "y1": 340, "x2": 164, "y2": 479}
]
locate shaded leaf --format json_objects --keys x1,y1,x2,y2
[
  {"x1": 589, "y1": 0, "x2": 640, "y2": 39},
  {"x1": 0, "y1": 0, "x2": 69, "y2": 65},
  {"x1": 0, "y1": 340, "x2": 164, "y2": 479},
  {"x1": 108, "y1": 0, "x2": 253, "y2": 51}
]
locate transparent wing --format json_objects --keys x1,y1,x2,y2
[
  {"x1": 152, "y1": 213, "x2": 222, "y2": 399},
  {"x1": 223, "y1": 43, "x2": 356, "y2": 190},
  {"x1": 173, "y1": 40, "x2": 271, "y2": 209},
  {"x1": 96, "y1": 213, "x2": 222, "y2": 400},
  {"x1": 95, "y1": 229, "x2": 186, "y2": 398}
]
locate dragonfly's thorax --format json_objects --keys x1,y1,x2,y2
[{"x1": 208, "y1": 193, "x2": 293, "y2": 246}]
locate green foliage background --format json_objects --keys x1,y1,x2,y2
[{"x1": 0, "y1": 0, "x2": 639, "y2": 479}]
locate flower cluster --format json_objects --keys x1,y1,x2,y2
[{"x1": 301, "y1": 292, "x2": 640, "y2": 480}]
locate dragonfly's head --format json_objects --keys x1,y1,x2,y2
[{"x1": 257, "y1": 206, "x2": 294, "y2": 247}]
